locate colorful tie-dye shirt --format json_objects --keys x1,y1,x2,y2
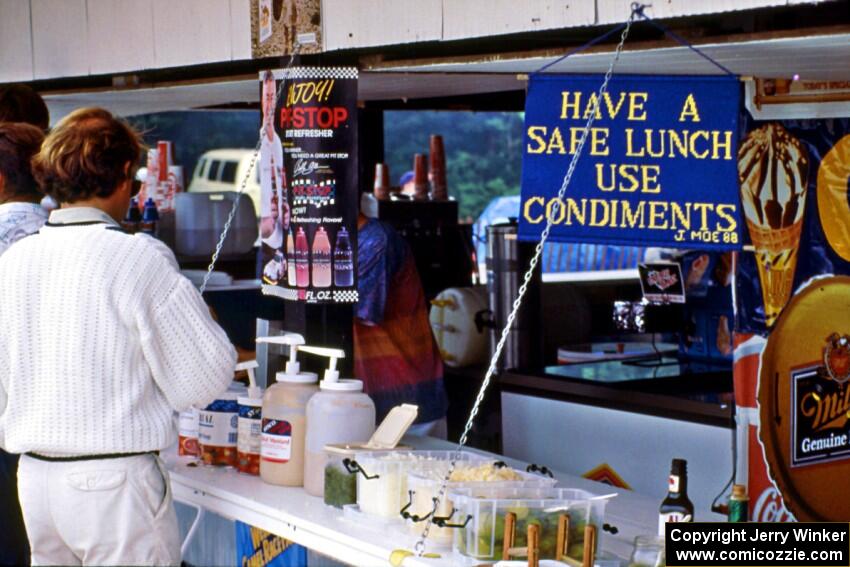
[{"x1": 354, "y1": 219, "x2": 447, "y2": 424}]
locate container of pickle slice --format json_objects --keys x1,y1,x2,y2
[
  {"x1": 449, "y1": 487, "x2": 614, "y2": 562},
  {"x1": 403, "y1": 462, "x2": 559, "y2": 546}
]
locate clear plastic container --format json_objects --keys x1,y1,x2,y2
[
  {"x1": 450, "y1": 487, "x2": 614, "y2": 562},
  {"x1": 323, "y1": 405, "x2": 419, "y2": 509},
  {"x1": 324, "y1": 445, "x2": 359, "y2": 508},
  {"x1": 352, "y1": 451, "x2": 491, "y2": 520},
  {"x1": 405, "y1": 463, "x2": 559, "y2": 546},
  {"x1": 629, "y1": 535, "x2": 665, "y2": 567}
]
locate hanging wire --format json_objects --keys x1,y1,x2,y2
[
  {"x1": 635, "y1": 13, "x2": 737, "y2": 76},
  {"x1": 198, "y1": 45, "x2": 302, "y2": 295},
  {"x1": 412, "y1": 4, "x2": 643, "y2": 557}
]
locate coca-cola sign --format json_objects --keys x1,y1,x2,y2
[{"x1": 752, "y1": 486, "x2": 794, "y2": 523}]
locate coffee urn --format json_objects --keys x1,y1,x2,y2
[{"x1": 486, "y1": 221, "x2": 542, "y2": 372}]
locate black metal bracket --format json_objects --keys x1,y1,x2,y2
[
  {"x1": 526, "y1": 463, "x2": 554, "y2": 478},
  {"x1": 342, "y1": 458, "x2": 379, "y2": 480},
  {"x1": 400, "y1": 491, "x2": 433, "y2": 523}
]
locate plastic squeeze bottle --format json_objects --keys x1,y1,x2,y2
[
  {"x1": 333, "y1": 227, "x2": 354, "y2": 287},
  {"x1": 302, "y1": 347, "x2": 376, "y2": 497},
  {"x1": 257, "y1": 334, "x2": 318, "y2": 487},
  {"x1": 286, "y1": 228, "x2": 297, "y2": 286},
  {"x1": 295, "y1": 227, "x2": 310, "y2": 288},
  {"x1": 311, "y1": 226, "x2": 332, "y2": 288}
]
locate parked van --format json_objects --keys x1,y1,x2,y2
[{"x1": 188, "y1": 149, "x2": 261, "y2": 217}]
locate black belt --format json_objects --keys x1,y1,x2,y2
[{"x1": 25, "y1": 450, "x2": 159, "y2": 463}]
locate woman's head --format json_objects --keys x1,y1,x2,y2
[
  {"x1": 32, "y1": 107, "x2": 142, "y2": 204},
  {"x1": 0, "y1": 122, "x2": 45, "y2": 203}
]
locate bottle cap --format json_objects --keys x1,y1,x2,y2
[{"x1": 731, "y1": 484, "x2": 747, "y2": 499}]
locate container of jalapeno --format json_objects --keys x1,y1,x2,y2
[
  {"x1": 322, "y1": 404, "x2": 418, "y2": 508},
  {"x1": 324, "y1": 445, "x2": 359, "y2": 507}
]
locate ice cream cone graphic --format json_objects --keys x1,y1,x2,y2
[{"x1": 738, "y1": 123, "x2": 809, "y2": 327}]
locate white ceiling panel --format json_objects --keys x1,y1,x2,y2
[
  {"x1": 42, "y1": 72, "x2": 522, "y2": 124},
  {"x1": 376, "y1": 33, "x2": 850, "y2": 81}
]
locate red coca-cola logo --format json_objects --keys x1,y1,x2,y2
[{"x1": 752, "y1": 487, "x2": 794, "y2": 522}]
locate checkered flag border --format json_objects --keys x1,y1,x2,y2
[
  {"x1": 333, "y1": 290, "x2": 359, "y2": 303},
  {"x1": 270, "y1": 67, "x2": 358, "y2": 81}
]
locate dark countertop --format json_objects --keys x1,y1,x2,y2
[{"x1": 499, "y1": 356, "x2": 734, "y2": 428}]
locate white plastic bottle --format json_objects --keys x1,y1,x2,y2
[
  {"x1": 257, "y1": 334, "x2": 318, "y2": 487},
  {"x1": 303, "y1": 347, "x2": 376, "y2": 497}
]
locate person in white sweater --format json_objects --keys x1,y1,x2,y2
[{"x1": 0, "y1": 107, "x2": 237, "y2": 566}]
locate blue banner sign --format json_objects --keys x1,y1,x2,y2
[{"x1": 519, "y1": 74, "x2": 742, "y2": 251}]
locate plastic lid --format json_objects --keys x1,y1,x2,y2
[
  {"x1": 324, "y1": 444, "x2": 358, "y2": 457},
  {"x1": 275, "y1": 370, "x2": 318, "y2": 384},
  {"x1": 319, "y1": 378, "x2": 363, "y2": 391},
  {"x1": 365, "y1": 404, "x2": 418, "y2": 449},
  {"x1": 237, "y1": 396, "x2": 263, "y2": 407}
]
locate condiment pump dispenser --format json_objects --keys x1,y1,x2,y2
[
  {"x1": 255, "y1": 333, "x2": 318, "y2": 382},
  {"x1": 298, "y1": 345, "x2": 363, "y2": 391}
]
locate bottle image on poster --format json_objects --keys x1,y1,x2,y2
[
  {"x1": 334, "y1": 227, "x2": 354, "y2": 287},
  {"x1": 312, "y1": 226, "x2": 332, "y2": 288},
  {"x1": 258, "y1": 67, "x2": 359, "y2": 304},
  {"x1": 286, "y1": 228, "x2": 297, "y2": 286},
  {"x1": 295, "y1": 227, "x2": 310, "y2": 288}
]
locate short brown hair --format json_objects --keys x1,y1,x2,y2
[
  {"x1": 32, "y1": 107, "x2": 142, "y2": 203},
  {"x1": 0, "y1": 122, "x2": 45, "y2": 200},
  {"x1": 0, "y1": 84, "x2": 50, "y2": 131}
]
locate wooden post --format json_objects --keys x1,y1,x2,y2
[
  {"x1": 556, "y1": 513, "x2": 570, "y2": 561},
  {"x1": 582, "y1": 524, "x2": 597, "y2": 567},
  {"x1": 527, "y1": 523, "x2": 540, "y2": 567},
  {"x1": 502, "y1": 512, "x2": 517, "y2": 560}
]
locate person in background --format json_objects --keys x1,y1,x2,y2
[
  {"x1": 0, "y1": 124, "x2": 48, "y2": 255},
  {"x1": 398, "y1": 170, "x2": 415, "y2": 197},
  {"x1": 0, "y1": 83, "x2": 49, "y2": 567},
  {"x1": 0, "y1": 84, "x2": 49, "y2": 131},
  {"x1": 354, "y1": 210, "x2": 448, "y2": 437},
  {"x1": 0, "y1": 107, "x2": 237, "y2": 566}
]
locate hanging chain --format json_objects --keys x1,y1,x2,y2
[
  {"x1": 412, "y1": 6, "x2": 640, "y2": 557},
  {"x1": 199, "y1": 45, "x2": 302, "y2": 294}
]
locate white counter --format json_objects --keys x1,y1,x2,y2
[{"x1": 164, "y1": 436, "x2": 658, "y2": 565}]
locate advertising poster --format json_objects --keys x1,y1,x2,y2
[
  {"x1": 519, "y1": 74, "x2": 742, "y2": 251},
  {"x1": 235, "y1": 521, "x2": 307, "y2": 567},
  {"x1": 733, "y1": 117, "x2": 850, "y2": 521},
  {"x1": 259, "y1": 67, "x2": 359, "y2": 304}
]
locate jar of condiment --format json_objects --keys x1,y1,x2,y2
[
  {"x1": 199, "y1": 382, "x2": 246, "y2": 467},
  {"x1": 236, "y1": 395, "x2": 263, "y2": 475},
  {"x1": 178, "y1": 407, "x2": 200, "y2": 456}
]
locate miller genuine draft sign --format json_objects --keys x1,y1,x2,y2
[
  {"x1": 759, "y1": 275, "x2": 850, "y2": 521},
  {"x1": 519, "y1": 75, "x2": 742, "y2": 251}
]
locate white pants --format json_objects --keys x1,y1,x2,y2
[{"x1": 18, "y1": 453, "x2": 181, "y2": 566}]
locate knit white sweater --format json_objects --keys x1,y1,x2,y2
[{"x1": 0, "y1": 210, "x2": 237, "y2": 456}]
